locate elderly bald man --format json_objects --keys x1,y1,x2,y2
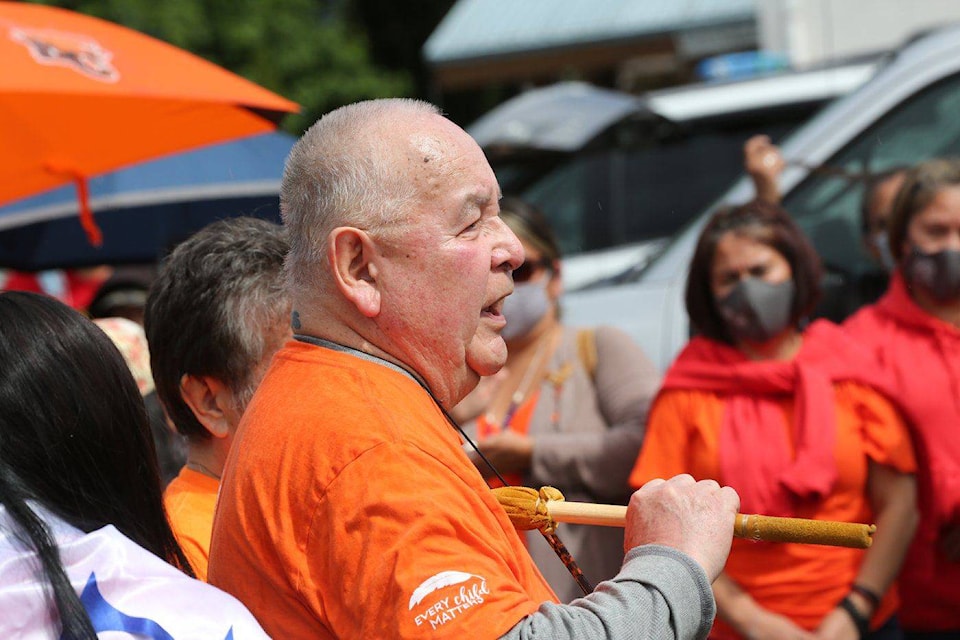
[{"x1": 208, "y1": 99, "x2": 739, "y2": 640}]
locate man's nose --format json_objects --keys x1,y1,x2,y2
[{"x1": 492, "y1": 218, "x2": 524, "y2": 272}]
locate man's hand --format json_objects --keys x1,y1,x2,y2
[{"x1": 624, "y1": 475, "x2": 739, "y2": 582}]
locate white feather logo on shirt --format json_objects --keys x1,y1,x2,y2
[{"x1": 408, "y1": 571, "x2": 478, "y2": 610}]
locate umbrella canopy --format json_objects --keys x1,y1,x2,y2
[
  {"x1": 0, "y1": 2, "x2": 298, "y2": 244},
  {"x1": 0, "y1": 132, "x2": 295, "y2": 270}
]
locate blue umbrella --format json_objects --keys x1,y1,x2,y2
[{"x1": 0, "y1": 132, "x2": 295, "y2": 271}]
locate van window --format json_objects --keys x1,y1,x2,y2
[
  {"x1": 783, "y1": 73, "x2": 960, "y2": 281},
  {"x1": 497, "y1": 111, "x2": 813, "y2": 257}
]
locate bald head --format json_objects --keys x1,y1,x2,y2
[
  {"x1": 282, "y1": 100, "x2": 447, "y2": 295},
  {"x1": 279, "y1": 98, "x2": 522, "y2": 406}
]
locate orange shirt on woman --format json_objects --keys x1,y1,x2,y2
[{"x1": 630, "y1": 329, "x2": 915, "y2": 639}]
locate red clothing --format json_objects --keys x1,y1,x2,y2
[
  {"x1": 1, "y1": 269, "x2": 106, "y2": 311},
  {"x1": 630, "y1": 322, "x2": 916, "y2": 638},
  {"x1": 845, "y1": 272, "x2": 960, "y2": 631},
  {"x1": 657, "y1": 321, "x2": 886, "y2": 516},
  {"x1": 208, "y1": 341, "x2": 557, "y2": 639}
]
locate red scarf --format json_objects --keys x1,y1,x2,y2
[
  {"x1": 661, "y1": 321, "x2": 890, "y2": 516},
  {"x1": 848, "y1": 272, "x2": 960, "y2": 525}
]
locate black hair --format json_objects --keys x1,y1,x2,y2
[
  {"x1": 686, "y1": 200, "x2": 823, "y2": 344},
  {"x1": 144, "y1": 217, "x2": 289, "y2": 440},
  {"x1": 0, "y1": 292, "x2": 192, "y2": 638}
]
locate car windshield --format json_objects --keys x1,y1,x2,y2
[
  {"x1": 494, "y1": 112, "x2": 809, "y2": 257},
  {"x1": 783, "y1": 72, "x2": 960, "y2": 279}
]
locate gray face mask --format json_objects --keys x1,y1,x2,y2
[
  {"x1": 869, "y1": 230, "x2": 897, "y2": 272},
  {"x1": 502, "y1": 279, "x2": 550, "y2": 341},
  {"x1": 902, "y1": 247, "x2": 960, "y2": 304},
  {"x1": 716, "y1": 277, "x2": 796, "y2": 344}
]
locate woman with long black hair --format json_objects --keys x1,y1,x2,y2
[{"x1": 0, "y1": 291, "x2": 266, "y2": 638}]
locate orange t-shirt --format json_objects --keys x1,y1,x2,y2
[
  {"x1": 630, "y1": 381, "x2": 915, "y2": 639},
  {"x1": 208, "y1": 341, "x2": 558, "y2": 639},
  {"x1": 163, "y1": 466, "x2": 219, "y2": 582}
]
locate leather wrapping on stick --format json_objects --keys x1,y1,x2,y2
[{"x1": 734, "y1": 514, "x2": 875, "y2": 549}]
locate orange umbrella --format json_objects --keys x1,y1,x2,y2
[{"x1": 0, "y1": 2, "x2": 298, "y2": 245}]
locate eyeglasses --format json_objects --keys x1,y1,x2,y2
[{"x1": 512, "y1": 257, "x2": 552, "y2": 283}]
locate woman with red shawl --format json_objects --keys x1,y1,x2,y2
[
  {"x1": 631, "y1": 200, "x2": 917, "y2": 640},
  {"x1": 845, "y1": 159, "x2": 960, "y2": 639}
]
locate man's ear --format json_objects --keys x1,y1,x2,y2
[
  {"x1": 328, "y1": 226, "x2": 381, "y2": 318},
  {"x1": 179, "y1": 374, "x2": 233, "y2": 439}
]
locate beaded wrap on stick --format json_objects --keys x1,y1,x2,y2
[{"x1": 493, "y1": 486, "x2": 876, "y2": 550}]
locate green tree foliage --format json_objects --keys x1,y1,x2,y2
[
  {"x1": 35, "y1": 0, "x2": 412, "y2": 133},
  {"x1": 346, "y1": 0, "x2": 454, "y2": 99}
]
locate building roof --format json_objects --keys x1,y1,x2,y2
[{"x1": 424, "y1": 0, "x2": 756, "y2": 65}]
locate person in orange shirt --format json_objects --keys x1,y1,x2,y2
[
  {"x1": 208, "y1": 98, "x2": 742, "y2": 640},
  {"x1": 631, "y1": 200, "x2": 918, "y2": 640},
  {"x1": 144, "y1": 217, "x2": 291, "y2": 580}
]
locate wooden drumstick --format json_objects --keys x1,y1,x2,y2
[{"x1": 493, "y1": 486, "x2": 875, "y2": 549}]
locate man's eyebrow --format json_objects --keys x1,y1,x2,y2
[{"x1": 461, "y1": 190, "x2": 495, "y2": 215}]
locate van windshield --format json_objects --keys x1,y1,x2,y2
[{"x1": 494, "y1": 110, "x2": 812, "y2": 257}]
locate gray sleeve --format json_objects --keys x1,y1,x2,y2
[
  {"x1": 499, "y1": 545, "x2": 715, "y2": 640},
  {"x1": 531, "y1": 326, "x2": 662, "y2": 500}
]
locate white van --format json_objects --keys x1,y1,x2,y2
[
  {"x1": 470, "y1": 61, "x2": 877, "y2": 289},
  {"x1": 561, "y1": 25, "x2": 960, "y2": 371}
]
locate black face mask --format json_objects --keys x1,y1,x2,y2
[
  {"x1": 902, "y1": 247, "x2": 960, "y2": 304},
  {"x1": 716, "y1": 277, "x2": 796, "y2": 344}
]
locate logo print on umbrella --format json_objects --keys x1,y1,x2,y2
[{"x1": 9, "y1": 26, "x2": 119, "y2": 83}]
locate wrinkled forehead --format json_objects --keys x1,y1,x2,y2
[{"x1": 398, "y1": 120, "x2": 497, "y2": 197}]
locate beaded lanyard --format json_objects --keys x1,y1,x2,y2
[{"x1": 501, "y1": 343, "x2": 592, "y2": 596}]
